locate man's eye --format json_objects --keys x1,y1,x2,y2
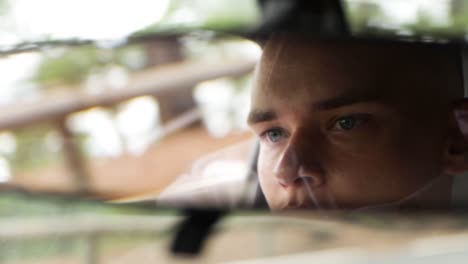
[
  {"x1": 263, "y1": 128, "x2": 286, "y2": 143},
  {"x1": 331, "y1": 115, "x2": 369, "y2": 131}
]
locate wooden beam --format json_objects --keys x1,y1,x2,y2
[
  {"x1": 0, "y1": 59, "x2": 256, "y2": 131},
  {"x1": 56, "y1": 118, "x2": 91, "y2": 193}
]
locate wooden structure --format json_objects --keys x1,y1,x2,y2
[{"x1": 0, "y1": 59, "x2": 256, "y2": 194}]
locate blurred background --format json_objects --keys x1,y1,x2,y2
[
  {"x1": 1, "y1": 0, "x2": 468, "y2": 199},
  {"x1": 0, "y1": 0, "x2": 262, "y2": 199}
]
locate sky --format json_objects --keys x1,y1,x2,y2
[{"x1": 5, "y1": 0, "x2": 170, "y2": 42}]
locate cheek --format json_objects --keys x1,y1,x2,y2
[
  {"x1": 389, "y1": 139, "x2": 445, "y2": 186},
  {"x1": 327, "y1": 129, "x2": 445, "y2": 201},
  {"x1": 257, "y1": 148, "x2": 284, "y2": 207},
  {"x1": 257, "y1": 148, "x2": 277, "y2": 189},
  {"x1": 383, "y1": 121, "x2": 446, "y2": 180}
]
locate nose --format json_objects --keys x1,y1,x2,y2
[{"x1": 273, "y1": 140, "x2": 325, "y2": 188}]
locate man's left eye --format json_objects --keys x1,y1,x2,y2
[{"x1": 331, "y1": 115, "x2": 369, "y2": 131}]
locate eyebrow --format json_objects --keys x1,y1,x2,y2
[
  {"x1": 312, "y1": 92, "x2": 380, "y2": 111},
  {"x1": 247, "y1": 109, "x2": 278, "y2": 125},
  {"x1": 248, "y1": 92, "x2": 380, "y2": 125}
]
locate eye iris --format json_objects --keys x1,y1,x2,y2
[
  {"x1": 338, "y1": 117, "x2": 355, "y2": 130},
  {"x1": 267, "y1": 130, "x2": 282, "y2": 142}
]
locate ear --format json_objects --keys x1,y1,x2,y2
[{"x1": 444, "y1": 99, "x2": 468, "y2": 174}]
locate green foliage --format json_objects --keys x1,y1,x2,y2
[
  {"x1": 345, "y1": 2, "x2": 387, "y2": 34},
  {"x1": 345, "y1": 0, "x2": 468, "y2": 39},
  {"x1": 34, "y1": 46, "x2": 102, "y2": 86},
  {"x1": 8, "y1": 125, "x2": 61, "y2": 173},
  {"x1": 197, "y1": 0, "x2": 259, "y2": 30},
  {"x1": 33, "y1": 45, "x2": 146, "y2": 88},
  {"x1": 34, "y1": 0, "x2": 258, "y2": 88},
  {"x1": 404, "y1": 10, "x2": 443, "y2": 35},
  {"x1": 450, "y1": 0, "x2": 468, "y2": 34},
  {"x1": 135, "y1": 0, "x2": 259, "y2": 35}
]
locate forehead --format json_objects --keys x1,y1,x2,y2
[{"x1": 252, "y1": 38, "x2": 460, "y2": 110}]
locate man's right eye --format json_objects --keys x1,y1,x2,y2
[{"x1": 262, "y1": 128, "x2": 286, "y2": 143}]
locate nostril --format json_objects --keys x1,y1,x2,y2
[
  {"x1": 297, "y1": 166, "x2": 325, "y2": 188},
  {"x1": 297, "y1": 175, "x2": 324, "y2": 188},
  {"x1": 295, "y1": 175, "x2": 312, "y2": 185}
]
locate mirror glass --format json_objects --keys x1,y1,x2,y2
[
  {"x1": 4, "y1": 0, "x2": 468, "y2": 263},
  {"x1": 2, "y1": 0, "x2": 468, "y2": 211}
]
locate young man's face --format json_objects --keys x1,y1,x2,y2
[{"x1": 248, "y1": 38, "x2": 463, "y2": 210}]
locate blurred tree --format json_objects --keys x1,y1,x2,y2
[
  {"x1": 136, "y1": 0, "x2": 259, "y2": 34},
  {"x1": 33, "y1": 45, "x2": 146, "y2": 88},
  {"x1": 450, "y1": 0, "x2": 468, "y2": 34},
  {"x1": 201, "y1": 0, "x2": 259, "y2": 29},
  {"x1": 8, "y1": 125, "x2": 61, "y2": 172},
  {"x1": 34, "y1": 46, "x2": 102, "y2": 87},
  {"x1": 405, "y1": 10, "x2": 439, "y2": 34},
  {"x1": 23, "y1": 44, "x2": 146, "y2": 177},
  {"x1": 344, "y1": 2, "x2": 385, "y2": 34},
  {"x1": 137, "y1": 0, "x2": 258, "y2": 123},
  {"x1": 346, "y1": 1, "x2": 468, "y2": 38},
  {"x1": 402, "y1": 1, "x2": 468, "y2": 37}
]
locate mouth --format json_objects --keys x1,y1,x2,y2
[
  {"x1": 283, "y1": 203, "x2": 313, "y2": 210},
  {"x1": 283, "y1": 198, "x2": 310, "y2": 209},
  {"x1": 275, "y1": 181, "x2": 328, "y2": 210},
  {"x1": 281, "y1": 190, "x2": 326, "y2": 210}
]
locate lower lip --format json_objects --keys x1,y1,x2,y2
[
  {"x1": 284, "y1": 204, "x2": 304, "y2": 210},
  {"x1": 285, "y1": 204, "x2": 311, "y2": 210}
]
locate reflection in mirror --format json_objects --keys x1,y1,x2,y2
[
  {"x1": 4, "y1": 35, "x2": 468, "y2": 213},
  {"x1": 246, "y1": 35, "x2": 468, "y2": 211},
  {"x1": 3, "y1": 0, "x2": 468, "y2": 214},
  {"x1": 5, "y1": 35, "x2": 467, "y2": 210},
  {"x1": 7, "y1": 1, "x2": 468, "y2": 263},
  {"x1": 152, "y1": 34, "x2": 468, "y2": 213}
]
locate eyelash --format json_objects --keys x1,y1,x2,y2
[
  {"x1": 260, "y1": 127, "x2": 288, "y2": 144},
  {"x1": 329, "y1": 114, "x2": 371, "y2": 132},
  {"x1": 258, "y1": 114, "x2": 371, "y2": 143}
]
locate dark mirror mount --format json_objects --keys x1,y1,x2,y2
[{"x1": 254, "y1": 0, "x2": 349, "y2": 36}]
